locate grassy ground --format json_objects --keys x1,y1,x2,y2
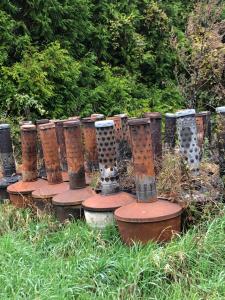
[{"x1": 0, "y1": 204, "x2": 224, "y2": 300}]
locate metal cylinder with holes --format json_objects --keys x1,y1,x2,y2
[
  {"x1": 95, "y1": 120, "x2": 119, "y2": 195},
  {"x1": 36, "y1": 119, "x2": 49, "y2": 178},
  {"x1": 64, "y1": 120, "x2": 86, "y2": 189},
  {"x1": 128, "y1": 118, "x2": 157, "y2": 202},
  {"x1": 82, "y1": 118, "x2": 98, "y2": 173},
  {"x1": 21, "y1": 125, "x2": 37, "y2": 181},
  {"x1": 143, "y1": 112, "x2": 162, "y2": 167},
  {"x1": 165, "y1": 113, "x2": 176, "y2": 150},
  {"x1": 39, "y1": 123, "x2": 63, "y2": 184},
  {"x1": 54, "y1": 120, "x2": 68, "y2": 172},
  {"x1": 196, "y1": 113, "x2": 205, "y2": 150},
  {"x1": 216, "y1": 107, "x2": 225, "y2": 177},
  {"x1": 114, "y1": 114, "x2": 131, "y2": 159},
  {"x1": 176, "y1": 109, "x2": 200, "y2": 175},
  {"x1": 0, "y1": 124, "x2": 16, "y2": 177}
]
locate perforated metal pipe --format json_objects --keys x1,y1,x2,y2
[
  {"x1": 216, "y1": 107, "x2": 225, "y2": 177},
  {"x1": 36, "y1": 119, "x2": 49, "y2": 178},
  {"x1": 64, "y1": 120, "x2": 86, "y2": 189},
  {"x1": 54, "y1": 120, "x2": 68, "y2": 172},
  {"x1": 39, "y1": 123, "x2": 63, "y2": 184},
  {"x1": 0, "y1": 124, "x2": 16, "y2": 177},
  {"x1": 95, "y1": 120, "x2": 119, "y2": 195},
  {"x1": 165, "y1": 113, "x2": 176, "y2": 150},
  {"x1": 82, "y1": 118, "x2": 98, "y2": 173},
  {"x1": 176, "y1": 109, "x2": 200, "y2": 175},
  {"x1": 114, "y1": 114, "x2": 131, "y2": 159},
  {"x1": 128, "y1": 118, "x2": 157, "y2": 202},
  {"x1": 21, "y1": 125, "x2": 37, "y2": 181}
]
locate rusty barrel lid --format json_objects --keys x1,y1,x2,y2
[
  {"x1": 52, "y1": 186, "x2": 95, "y2": 206},
  {"x1": 21, "y1": 124, "x2": 36, "y2": 131},
  {"x1": 32, "y1": 182, "x2": 69, "y2": 199},
  {"x1": 36, "y1": 119, "x2": 49, "y2": 125},
  {"x1": 115, "y1": 199, "x2": 182, "y2": 223},
  {"x1": 143, "y1": 112, "x2": 162, "y2": 119},
  {"x1": 39, "y1": 123, "x2": 55, "y2": 130},
  {"x1": 82, "y1": 192, "x2": 135, "y2": 212},
  {"x1": 128, "y1": 117, "x2": 150, "y2": 126},
  {"x1": 7, "y1": 179, "x2": 47, "y2": 194},
  {"x1": 63, "y1": 120, "x2": 81, "y2": 127}
]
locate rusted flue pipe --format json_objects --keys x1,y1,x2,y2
[
  {"x1": 36, "y1": 119, "x2": 49, "y2": 178},
  {"x1": 195, "y1": 113, "x2": 205, "y2": 151},
  {"x1": 95, "y1": 120, "x2": 119, "y2": 194},
  {"x1": 114, "y1": 113, "x2": 131, "y2": 159},
  {"x1": 21, "y1": 125, "x2": 37, "y2": 182},
  {"x1": 129, "y1": 118, "x2": 157, "y2": 202},
  {"x1": 63, "y1": 120, "x2": 86, "y2": 189},
  {"x1": 39, "y1": 123, "x2": 63, "y2": 184},
  {"x1": 81, "y1": 118, "x2": 98, "y2": 173},
  {"x1": 165, "y1": 113, "x2": 176, "y2": 150},
  {"x1": 216, "y1": 107, "x2": 225, "y2": 177},
  {"x1": 198, "y1": 111, "x2": 211, "y2": 144},
  {"x1": 176, "y1": 109, "x2": 200, "y2": 175},
  {"x1": 54, "y1": 120, "x2": 68, "y2": 172}
]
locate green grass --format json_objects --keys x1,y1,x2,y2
[{"x1": 0, "y1": 204, "x2": 224, "y2": 299}]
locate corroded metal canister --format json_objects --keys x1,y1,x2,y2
[
  {"x1": 64, "y1": 120, "x2": 85, "y2": 189},
  {"x1": 54, "y1": 120, "x2": 68, "y2": 172},
  {"x1": 176, "y1": 109, "x2": 200, "y2": 175},
  {"x1": 165, "y1": 113, "x2": 176, "y2": 150},
  {"x1": 81, "y1": 118, "x2": 98, "y2": 173},
  {"x1": 36, "y1": 119, "x2": 49, "y2": 178},
  {"x1": 39, "y1": 123, "x2": 63, "y2": 184},
  {"x1": 21, "y1": 125, "x2": 37, "y2": 181},
  {"x1": 216, "y1": 107, "x2": 225, "y2": 177},
  {"x1": 195, "y1": 113, "x2": 205, "y2": 150},
  {"x1": 0, "y1": 124, "x2": 16, "y2": 177},
  {"x1": 128, "y1": 118, "x2": 157, "y2": 202},
  {"x1": 143, "y1": 112, "x2": 162, "y2": 166},
  {"x1": 95, "y1": 120, "x2": 119, "y2": 194}
]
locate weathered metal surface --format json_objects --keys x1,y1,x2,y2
[
  {"x1": 128, "y1": 118, "x2": 157, "y2": 203},
  {"x1": 19, "y1": 121, "x2": 32, "y2": 126},
  {"x1": 21, "y1": 125, "x2": 37, "y2": 181},
  {"x1": 0, "y1": 124, "x2": 16, "y2": 177},
  {"x1": 82, "y1": 192, "x2": 135, "y2": 211},
  {"x1": 54, "y1": 120, "x2": 68, "y2": 172},
  {"x1": 114, "y1": 114, "x2": 132, "y2": 159},
  {"x1": 39, "y1": 123, "x2": 63, "y2": 184},
  {"x1": 195, "y1": 113, "x2": 205, "y2": 150},
  {"x1": 176, "y1": 109, "x2": 200, "y2": 175},
  {"x1": 165, "y1": 113, "x2": 176, "y2": 150},
  {"x1": 216, "y1": 107, "x2": 225, "y2": 177},
  {"x1": 64, "y1": 120, "x2": 86, "y2": 189},
  {"x1": 198, "y1": 111, "x2": 211, "y2": 143},
  {"x1": 143, "y1": 112, "x2": 162, "y2": 167},
  {"x1": 32, "y1": 182, "x2": 69, "y2": 199},
  {"x1": 54, "y1": 205, "x2": 84, "y2": 223},
  {"x1": 36, "y1": 119, "x2": 49, "y2": 178},
  {"x1": 81, "y1": 118, "x2": 98, "y2": 172},
  {"x1": 91, "y1": 114, "x2": 105, "y2": 120},
  {"x1": 95, "y1": 120, "x2": 119, "y2": 194}
]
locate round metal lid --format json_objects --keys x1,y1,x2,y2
[
  {"x1": 144, "y1": 112, "x2": 162, "y2": 119},
  {"x1": 114, "y1": 113, "x2": 127, "y2": 118},
  {"x1": 39, "y1": 123, "x2": 55, "y2": 130},
  {"x1": 7, "y1": 179, "x2": 47, "y2": 194},
  {"x1": 19, "y1": 121, "x2": 33, "y2": 125},
  {"x1": 52, "y1": 186, "x2": 95, "y2": 206},
  {"x1": 95, "y1": 120, "x2": 114, "y2": 128},
  {"x1": 165, "y1": 113, "x2": 176, "y2": 118},
  {"x1": 68, "y1": 116, "x2": 81, "y2": 120},
  {"x1": 91, "y1": 114, "x2": 104, "y2": 119},
  {"x1": 115, "y1": 199, "x2": 182, "y2": 223},
  {"x1": 32, "y1": 182, "x2": 69, "y2": 199},
  {"x1": 21, "y1": 124, "x2": 36, "y2": 131},
  {"x1": 197, "y1": 111, "x2": 211, "y2": 116},
  {"x1": 82, "y1": 192, "x2": 135, "y2": 212},
  {"x1": 36, "y1": 119, "x2": 49, "y2": 125},
  {"x1": 81, "y1": 117, "x2": 95, "y2": 124},
  {"x1": 63, "y1": 120, "x2": 81, "y2": 128},
  {"x1": 176, "y1": 109, "x2": 196, "y2": 118},
  {"x1": 216, "y1": 106, "x2": 225, "y2": 113},
  {"x1": 0, "y1": 124, "x2": 10, "y2": 130},
  {"x1": 128, "y1": 118, "x2": 150, "y2": 126}
]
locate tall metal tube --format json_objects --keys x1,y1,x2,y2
[
  {"x1": 95, "y1": 120, "x2": 119, "y2": 195},
  {"x1": 36, "y1": 119, "x2": 49, "y2": 178},
  {"x1": 216, "y1": 107, "x2": 225, "y2": 177},
  {"x1": 165, "y1": 113, "x2": 176, "y2": 150},
  {"x1": 128, "y1": 118, "x2": 157, "y2": 202},
  {"x1": 64, "y1": 120, "x2": 86, "y2": 189},
  {"x1": 54, "y1": 120, "x2": 68, "y2": 172}
]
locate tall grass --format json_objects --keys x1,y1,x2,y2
[{"x1": 0, "y1": 203, "x2": 224, "y2": 299}]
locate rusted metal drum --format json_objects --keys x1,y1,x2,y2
[
  {"x1": 36, "y1": 119, "x2": 49, "y2": 178},
  {"x1": 39, "y1": 123, "x2": 63, "y2": 184},
  {"x1": 143, "y1": 112, "x2": 162, "y2": 170},
  {"x1": 81, "y1": 118, "x2": 98, "y2": 173},
  {"x1": 114, "y1": 118, "x2": 182, "y2": 245},
  {"x1": 21, "y1": 125, "x2": 37, "y2": 182},
  {"x1": 165, "y1": 113, "x2": 176, "y2": 150},
  {"x1": 0, "y1": 124, "x2": 19, "y2": 200},
  {"x1": 83, "y1": 120, "x2": 135, "y2": 229},
  {"x1": 176, "y1": 109, "x2": 200, "y2": 175},
  {"x1": 216, "y1": 107, "x2": 225, "y2": 177},
  {"x1": 54, "y1": 120, "x2": 68, "y2": 172}
]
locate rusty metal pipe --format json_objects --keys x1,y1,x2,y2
[
  {"x1": 54, "y1": 120, "x2": 68, "y2": 172},
  {"x1": 165, "y1": 113, "x2": 176, "y2": 150},
  {"x1": 36, "y1": 119, "x2": 49, "y2": 178},
  {"x1": 216, "y1": 107, "x2": 225, "y2": 177}
]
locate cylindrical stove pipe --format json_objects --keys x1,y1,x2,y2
[
  {"x1": 82, "y1": 118, "x2": 98, "y2": 173},
  {"x1": 114, "y1": 113, "x2": 132, "y2": 159},
  {"x1": 54, "y1": 120, "x2": 68, "y2": 172},
  {"x1": 165, "y1": 113, "x2": 176, "y2": 150},
  {"x1": 21, "y1": 125, "x2": 37, "y2": 181},
  {"x1": 199, "y1": 111, "x2": 211, "y2": 144},
  {"x1": 64, "y1": 120, "x2": 86, "y2": 189},
  {"x1": 0, "y1": 124, "x2": 16, "y2": 177},
  {"x1": 95, "y1": 120, "x2": 119, "y2": 195},
  {"x1": 143, "y1": 112, "x2": 162, "y2": 167},
  {"x1": 39, "y1": 123, "x2": 63, "y2": 184},
  {"x1": 195, "y1": 113, "x2": 205, "y2": 150},
  {"x1": 36, "y1": 119, "x2": 49, "y2": 178},
  {"x1": 216, "y1": 107, "x2": 225, "y2": 177},
  {"x1": 128, "y1": 118, "x2": 157, "y2": 203},
  {"x1": 176, "y1": 109, "x2": 200, "y2": 175},
  {"x1": 107, "y1": 116, "x2": 123, "y2": 161}
]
